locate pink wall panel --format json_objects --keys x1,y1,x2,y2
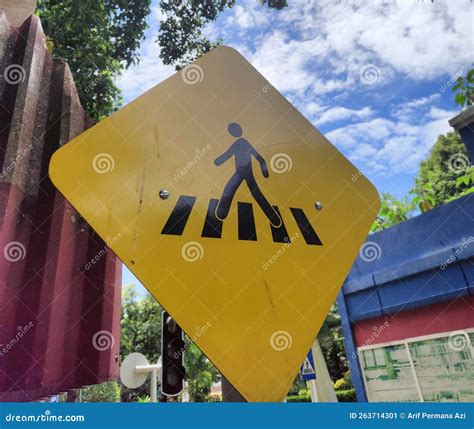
[{"x1": 0, "y1": 12, "x2": 121, "y2": 401}]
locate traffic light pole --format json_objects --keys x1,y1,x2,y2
[
  {"x1": 160, "y1": 312, "x2": 246, "y2": 402},
  {"x1": 161, "y1": 311, "x2": 186, "y2": 398}
]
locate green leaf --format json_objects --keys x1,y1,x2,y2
[
  {"x1": 456, "y1": 175, "x2": 468, "y2": 187},
  {"x1": 455, "y1": 92, "x2": 467, "y2": 107},
  {"x1": 36, "y1": 0, "x2": 152, "y2": 120},
  {"x1": 426, "y1": 195, "x2": 435, "y2": 205},
  {"x1": 452, "y1": 80, "x2": 464, "y2": 91},
  {"x1": 467, "y1": 69, "x2": 474, "y2": 83}
]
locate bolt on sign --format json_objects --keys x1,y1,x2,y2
[{"x1": 49, "y1": 46, "x2": 380, "y2": 402}]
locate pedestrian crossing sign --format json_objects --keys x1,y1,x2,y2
[
  {"x1": 49, "y1": 46, "x2": 380, "y2": 402},
  {"x1": 301, "y1": 350, "x2": 316, "y2": 381}
]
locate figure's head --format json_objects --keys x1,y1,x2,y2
[{"x1": 228, "y1": 122, "x2": 242, "y2": 138}]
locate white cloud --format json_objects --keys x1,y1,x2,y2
[
  {"x1": 115, "y1": 5, "x2": 174, "y2": 103},
  {"x1": 315, "y1": 1, "x2": 471, "y2": 80},
  {"x1": 112, "y1": 0, "x2": 469, "y2": 195},
  {"x1": 315, "y1": 106, "x2": 373, "y2": 125},
  {"x1": 116, "y1": 41, "x2": 174, "y2": 104},
  {"x1": 326, "y1": 105, "x2": 457, "y2": 177},
  {"x1": 227, "y1": 4, "x2": 270, "y2": 29},
  {"x1": 391, "y1": 94, "x2": 441, "y2": 121},
  {"x1": 118, "y1": 1, "x2": 471, "y2": 106},
  {"x1": 428, "y1": 106, "x2": 455, "y2": 120},
  {"x1": 304, "y1": 101, "x2": 326, "y2": 117},
  {"x1": 221, "y1": 0, "x2": 471, "y2": 102},
  {"x1": 151, "y1": 4, "x2": 167, "y2": 23},
  {"x1": 327, "y1": 118, "x2": 395, "y2": 150},
  {"x1": 248, "y1": 31, "x2": 331, "y2": 96}
]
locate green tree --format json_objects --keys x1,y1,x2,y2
[
  {"x1": 287, "y1": 373, "x2": 306, "y2": 396},
  {"x1": 453, "y1": 166, "x2": 474, "y2": 199},
  {"x1": 318, "y1": 305, "x2": 348, "y2": 382},
  {"x1": 409, "y1": 183, "x2": 435, "y2": 213},
  {"x1": 81, "y1": 381, "x2": 121, "y2": 402},
  {"x1": 370, "y1": 192, "x2": 416, "y2": 232},
  {"x1": 184, "y1": 343, "x2": 219, "y2": 402},
  {"x1": 37, "y1": 1, "x2": 288, "y2": 119},
  {"x1": 452, "y1": 69, "x2": 474, "y2": 107},
  {"x1": 36, "y1": 0, "x2": 151, "y2": 120},
  {"x1": 157, "y1": 0, "x2": 288, "y2": 70},
  {"x1": 120, "y1": 286, "x2": 220, "y2": 402},
  {"x1": 413, "y1": 132, "x2": 471, "y2": 206},
  {"x1": 120, "y1": 285, "x2": 163, "y2": 401}
]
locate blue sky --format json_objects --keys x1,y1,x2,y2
[{"x1": 116, "y1": 0, "x2": 473, "y2": 292}]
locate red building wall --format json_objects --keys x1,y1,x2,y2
[
  {"x1": 0, "y1": 12, "x2": 121, "y2": 401},
  {"x1": 353, "y1": 295, "x2": 474, "y2": 348}
]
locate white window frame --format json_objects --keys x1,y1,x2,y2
[{"x1": 357, "y1": 328, "x2": 474, "y2": 402}]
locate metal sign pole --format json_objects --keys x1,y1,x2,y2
[
  {"x1": 311, "y1": 339, "x2": 337, "y2": 402},
  {"x1": 221, "y1": 376, "x2": 246, "y2": 402},
  {"x1": 150, "y1": 368, "x2": 157, "y2": 403},
  {"x1": 135, "y1": 363, "x2": 161, "y2": 403},
  {"x1": 308, "y1": 379, "x2": 319, "y2": 402}
]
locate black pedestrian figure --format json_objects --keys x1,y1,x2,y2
[{"x1": 214, "y1": 123, "x2": 282, "y2": 227}]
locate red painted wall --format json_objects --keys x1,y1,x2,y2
[
  {"x1": 353, "y1": 295, "x2": 474, "y2": 348},
  {"x1": 0, "y1": 14, "x2": 121, "y2": 401}
]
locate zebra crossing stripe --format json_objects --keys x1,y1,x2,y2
[
  {"x1": 161, "y1": 195, "x2": 196, "y2": 236},
  {"x1": 270, "y1": 206, "x2": 290, "y2": 243},
  {"x1": 238, "y1": 202, "x2": 257, "y2": 241},
  {"x1": 290, "y1": 207, "x2": 323, "y2": 246},
  {"x1": 201, "y1": 198, "x2": 223, "y2": 238},
  {"x1": 161, "y1": 196, "x2": 322, "y2": 246}
]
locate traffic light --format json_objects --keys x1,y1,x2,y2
[{"x1": 161, "y1": 311, "x2": 185, "y2": 396}]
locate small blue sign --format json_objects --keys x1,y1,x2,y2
[{"x1": 301, "y1": 350, "x2": 316, "y2": 381}]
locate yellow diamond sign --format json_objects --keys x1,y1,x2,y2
[{"x1": 49, "y1": 46, "x2": 380, "y2": 402}]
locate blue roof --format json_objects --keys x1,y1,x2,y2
[{"x1": 341, "y1": 193, "x2": 474, "y2": 322}]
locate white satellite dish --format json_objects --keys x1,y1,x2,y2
[{"x1": 120, "y1": 352, "x2": 149, "y2": 389}]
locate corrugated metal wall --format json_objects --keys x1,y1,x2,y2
[{"x1": 0, "y1": 11, "x2": 121, "y2": 401}]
